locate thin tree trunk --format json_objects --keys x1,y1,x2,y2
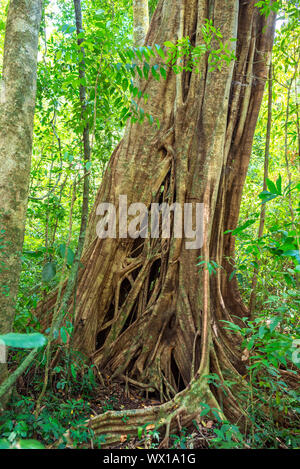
[
  {"x1": 133, "y1": 0, "x2": 149, "y2": 47},
  {"x1": 0, "y1": 0, "x2": 42, "y2": 394},
  {"x1": 73, "y1": 0, "x2": 91, "y2": 245},
  {"x1": 39, "y1": 0, "x2": 276, "y2": 441},
  {"x1": 249, "y1": 63, "x2": 273, "y2": 316},
  {"x1": 284, "y1": 57, "x2": 299, "y2": 250},
  {"x1": 295, "y1": 78, "x2": 300, "y2": 166}
]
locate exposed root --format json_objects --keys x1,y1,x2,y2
[{"x1": 89, "y1": 376, "x2": 228, "y2": 447}]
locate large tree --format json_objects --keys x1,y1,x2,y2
[
  {"x1": 0, "y1": 0, "x2": 42, "y2": 391},
  {"x1": 41, "y1": 0, "x2": 276, "y2": 443}
]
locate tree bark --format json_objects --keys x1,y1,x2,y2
[
  {"x1": 133, "y1": 0, "x2": 149, "y2": 47},
  {"x1": 40, "y1": 0, "x2": 276, "y2": 441},
  {"x1": 0, "y1": 0, "x2": 42, "y2": 392},
  {"x1": 73, "y1": 0, "x2": 91, "y2": 260}
]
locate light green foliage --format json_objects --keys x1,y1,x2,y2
[
  {"x1": 163, "y1": 20, "x2": 236, "y2": 74},
  {"x1": 197, "y1": 257, "x2": 223, "y2": 276},
  {"x1": 220, "y1": 316, "x2": 300, "y2": 448},
  {"x1": 256, "y1": 0, "x2": 300, "y2": 18},
  {"x1": 0, "y1": 348, "x2": 104, "y2": 448},
  {"x1": 236, "y1": 3, "x2": 299, "y2": 308},
  {"x1": 16, "y1": 0, "x2": 136, "y2": 326},
  {"x1": 0, "y1": 394, "x2": 104, "y2": 449}
]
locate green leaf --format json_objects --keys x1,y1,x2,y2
[
  {"x1": 247, "y1": 337, "x2": 255, "y2": 350},
  {"x1": 276, "y1": 174, "x2": 282, "y2": 194},
  {"x1": 19, "y1": 439, "x2": 45, "y2": 449},
  {"x1": 0, "y1": 439, "x2": 10, "y2": 449},
  {"x1": 136, "y1": 66, "x2": 143, "y2": 79},
  {"x1": 229, "y1": 270, "x2": 236, "y2": 281},
  {"x1": 60, "y1": 327, "x2": 68, "y2": 344},
  {"x1": 200, "y1": 404, "x2": 210, "y2": 416},
  {"x1": 70, "y1": 363, "x2": 77, "y2": 379},
  {"x1": 61, "y1": 24, "x2": 70, "y2": 33},
  {"x1": 147, "y1": 113, "x2": 154, "y2": 125},
  {"x1": 281, "y1": 250, "x2": 300, "y2": 263},
  {"x1": 151, "y1": 65, "x2": 160, "y2": 81},
  {"x1": 232, "y1": 218, "x2": 257, "y2": 235},
  {"x1": 143, "y1": 63, "x2": 150, "y2": 80},
  {"x1": 212, "y1": 409, "x2": 222, "y2": 422},
  {"x1": 42, "y1": 262, "x2": 57, "y2": 282},
  {"x1": 135, "y1": 48, "x2": 143, "y2": 61},
  {"x1": 155, "y1": 44, "x2": 165, "y2": 59},
  {"x1": 160, "y1": 67, "x2": 167, "y2": 80},
  {"x1": 258, "y1": 326, "x2": 266, "y2": 338},
  {"x1": 58, "y1": 244, "x2": 75, "y2": 266},
  {"x1": 0, "y1": 333, "x2": 46, "y2": 349},
  {"x1": 269, "y1": 317, "x2": 280, "y2": 333},
  {"x1": 164, "y1": 41, "x2": 175, "y2": 48},
  {"x1": 266, "y1": 178, "x2": 279, "y2": 194},
  {"x1": 24, "y1": 250, "x2": 44, "y2": 258},
  {"x1": 259, "y1": 190, "x2": 278, "y2": 203}
]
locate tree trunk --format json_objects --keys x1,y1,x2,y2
[
  {"x1": 133, "y1": 0, "x2": 149, "y2": 47},
  {"x1": 40, "y1": 0, "x2": 276, "y2": 442},
  {"x1": 73, "y1": 0, "x2": 91, "y2": 259},
  {"x1": 0, "y1": 0, "x2": 42, "y2": 392}
]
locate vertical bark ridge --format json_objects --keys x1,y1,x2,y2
[{"x1": 133, "y1": 0, "x2": 149, "y2": 47}]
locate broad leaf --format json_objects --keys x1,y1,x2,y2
[
  {"x1": 0, "y1": 333, "x2": 46, "y2": 349},
  {"x1": 42, "y1": 262, "x2": 57, "y2": 282}
]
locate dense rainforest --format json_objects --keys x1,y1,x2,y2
[{"x1": 0, "y1": 0, "x2": 299, "y2": 451}]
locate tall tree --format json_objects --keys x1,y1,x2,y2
[
  {"x1": 133, "y1": 0, "x2": 149, "y2": 46},
  {"x1": 40, "y1": 0, "x2": 276, "y2": 442},
  {"x1": 0, "y1": 0, "x2": 42, "y2": 388}
]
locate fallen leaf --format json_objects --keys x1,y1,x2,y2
[{"x1": 146, "y1": 424, "x2": 155, "y2": 432}]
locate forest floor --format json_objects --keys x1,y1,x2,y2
[
  {"x1": 0, "y1": 351, "x2": 219, "y2": 449},
  {"x1": 4, "y1": 351, "x2": 297, "y2": 449},
  {"x1": 77, "y1": 379, "x2": 214, "y2": 449},
  {"x1": 1, "y1": 359, "x2": 296, "y2": 449}
]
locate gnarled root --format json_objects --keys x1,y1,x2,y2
[{"x1": 89, "y1": 376, "x2": 228, "y2": 447}]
